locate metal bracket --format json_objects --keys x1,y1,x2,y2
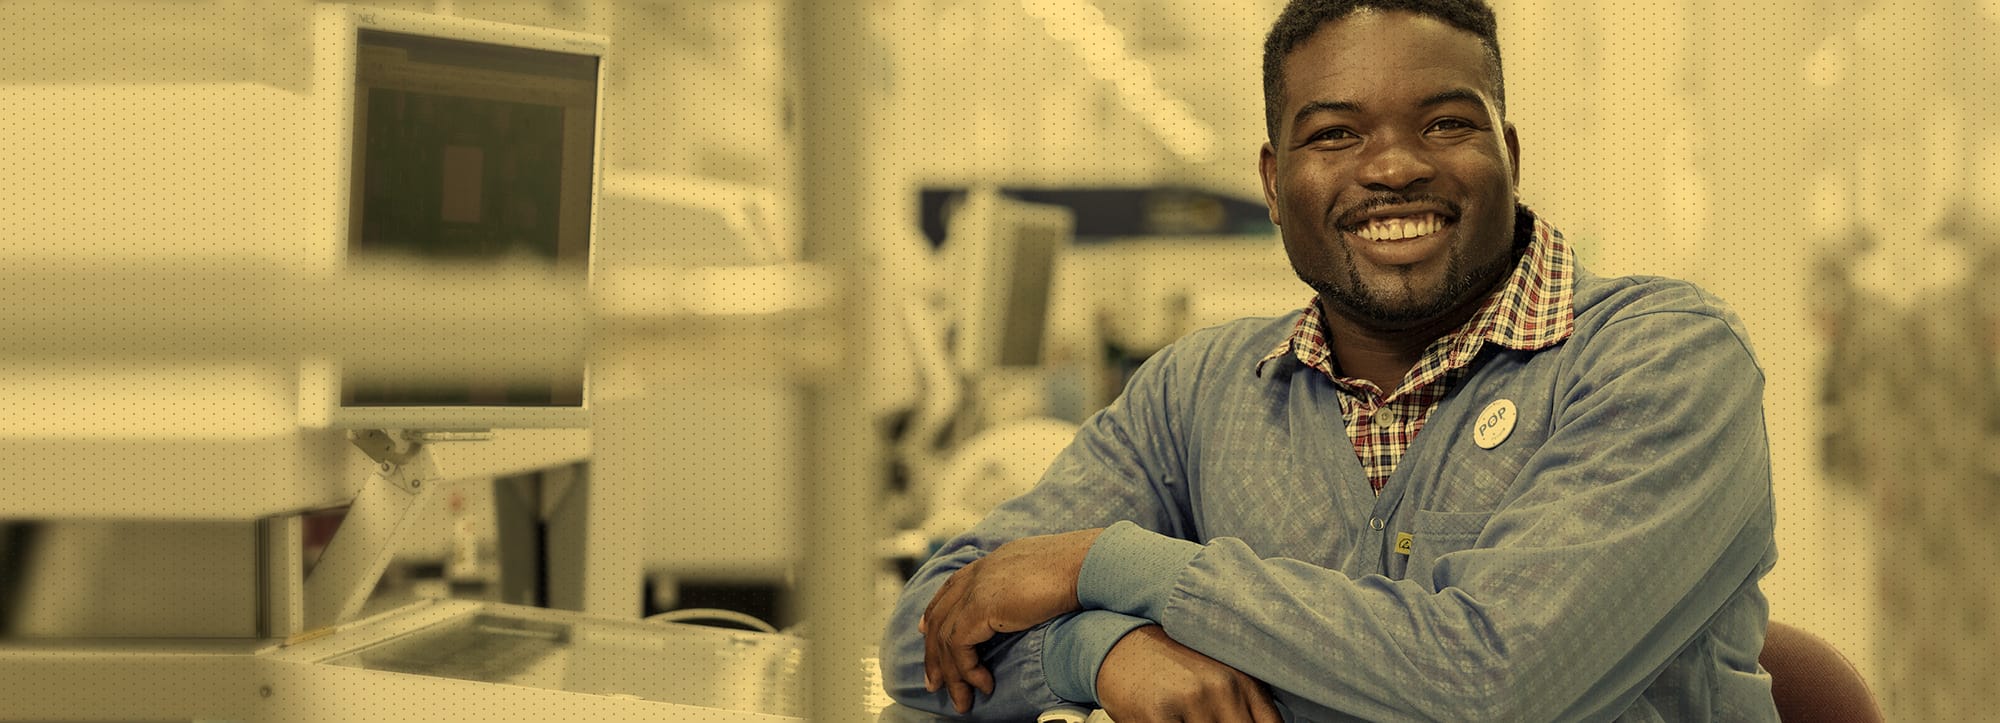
[
  {"x1": 347, "y1": 429, "x2": 420, "y2": 467},
  {"x1": 347, "y1": 429, "x2": 492, "y2": 466}
]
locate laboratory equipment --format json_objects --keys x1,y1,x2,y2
[
  {"x1": 0, "y1": 6, "x2": 828, "y2": 720},
  {"x1": 255, "y1": 598, "x2": 811, "y2": 722},
  {"x1": 298, "y1": 2, "x2": 608, "y2": 632},
  {"x1": 935, "y1": 187, "x2": 1074, "y2": 437},
  {"x1": 885, "y1": 190, "x2": 1081, "y2": 557}
]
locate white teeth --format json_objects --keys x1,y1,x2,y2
[{"x1": 1355, "y1": 213, "x2": 1443, "y2": 241}]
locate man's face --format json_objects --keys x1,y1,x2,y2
[{"x1": 1259, "y1": 10, "x2": 1521, "y2": 332}]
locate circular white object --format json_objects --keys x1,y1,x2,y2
[
  {"x1": 1473, "y1": 399, "x2": 1517, "y2": 450},
  {"x1": 1373, "y1": 406, "x2": 1396, "y2": 425}
]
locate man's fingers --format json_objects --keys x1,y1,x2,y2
[
  {"x1": 933, "y1": 616, "x2": 983, "y2": 711},
  {"x1": 968, "y1": 663, "x2": 995, "y2": 696},
  {"x1": 920, "y1": 563, "x2": 973, "y2": 693},
  {"x1": 923, "y1": 616, "x2": 954, "y2": 694},
  {"x1": 922, "y1": 643, "x2": 938, "y2": 691},
  {"x1": 1248, "y1": 691, "x2": 1280, "y2": 723},
  {"x1": 918, "y1": 560, "x2": 1012, "y2": 712},
  {"x1": 947, "y1": 680, "x2": 975, "y2": 715},
  {"x1": 1204, "y1": 690, "x2": 1250, "y2": 723},
  {"x1": 950, "y1": 642, "x2": 992, "y2": 696},
  {"x1": 938, "y1": 612, "x2": 996, "y2": 697},
  {"x1": 1247, "y1": 684, "x2": 1283, "y2": 723},
  {"x1": 1189, "y1": 674, "x2": 1267, "y2": 723},
  {"x1": 928, "y1": 621, "x2": 994, "y2": 710},
  {"x1": 919, "y1": 565, "x2": 961, "y2": 638},
  {"x1": 926, "y1": 616, "x2": 957, "y2": 693},
  {"x1": 920, "y1": 605, "x2": 942, "y2": 691}
]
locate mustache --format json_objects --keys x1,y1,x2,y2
[{"x1": 1332, "y1": 193, "x2": 1463, "y2": 230}]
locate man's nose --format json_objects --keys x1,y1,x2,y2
[{"x1": 1354, "y1": 135, "x2": 1436, "y2": 191}]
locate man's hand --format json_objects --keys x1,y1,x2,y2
[
  {"x1": 1097, "y1": 625, "x2": 1282, "y2": 723},
  {"x1": 919, "y1": 528, "x2": 1103, "y2": 713}
]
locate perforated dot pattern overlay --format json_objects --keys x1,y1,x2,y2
[{"x1": 2, "y1": 0, "x2": 1989, "y2": 720}]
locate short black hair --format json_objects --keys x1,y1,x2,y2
[{"x1": 1262, "y1": 0, "x2": 1505, "y2": 142}]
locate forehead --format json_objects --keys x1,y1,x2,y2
[{"x1": 1280, "y1": 10, "x2": 1497, "y2": 119}]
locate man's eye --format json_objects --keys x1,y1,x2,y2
[
  {"x1": 1310, "y1": 128, "x2": 1356, "y2": 143},
  {"x1": 1429, "y1": 118, "x2": 1477, "y2": 133}
]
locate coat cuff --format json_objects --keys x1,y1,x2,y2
[
  {"x1": 1043, "y1": 610, "x2": 1154, "y2": 704},
  {"x1": 1077, "y1": 520, "x2": 1202, "y2": 620}
]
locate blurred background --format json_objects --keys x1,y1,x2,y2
[{"x1": 0, "y1": 0, "x2": 1993, "y2": 720}]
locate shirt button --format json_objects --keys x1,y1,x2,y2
[
  {"x1": 1373, "y1": 407, "x2": 1396, "y2": 425},
  {"x1": 1369, "y1": 517, "x2": 1385, "y2": 530}
]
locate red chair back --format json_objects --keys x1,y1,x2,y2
[{"x1": 1760, "y1": 620, "x2": 1883, "y2": 722}]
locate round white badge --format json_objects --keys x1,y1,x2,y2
[{"x1": 1473, "y1": 399, "x2": 1517, "y2": 449}]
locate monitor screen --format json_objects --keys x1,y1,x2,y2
[
  {"x1": 997, "y1": 220, "x2": 1063, "y2": 367},
  {"x1": 315, "y1": 8, "x2": 606, "y2": 429},
  {"x1": 347, "y1": 30, "x2": 596, "y2": 267}
]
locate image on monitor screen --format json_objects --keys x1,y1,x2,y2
[{"x1": 348, "y1": 29, "x2": 596, "y2": 267}]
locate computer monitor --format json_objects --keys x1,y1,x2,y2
[
  {"x1": 945, "y1": 189, "x2": 1074, "y2": 376},
  {"x1": 307, "y1": 6, "x2": 607, "y2": 430}
]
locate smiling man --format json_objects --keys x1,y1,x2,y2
[{"x1": 882, "y1": 1, "x2": 1779, "y2": 721}]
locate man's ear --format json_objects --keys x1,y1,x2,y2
[
  {"x1": 1259, "y1": 142, "x2": 1282, "y2": 226},
  {"x1": 1504, "y1": 122, "x2": 1521, "y2": 186}
]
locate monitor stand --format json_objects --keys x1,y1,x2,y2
[{"x1": 303, "y1": 429, "x2": 492, "y2": 631}]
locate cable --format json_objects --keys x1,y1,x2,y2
[{"x1": 646, "y1": 607, "x2": 779, "y2": 634}]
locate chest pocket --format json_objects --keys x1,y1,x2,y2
[{"x1": 1400, "y1": 507, "x2": 1495, "y2": 590}]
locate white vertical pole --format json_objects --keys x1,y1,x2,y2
[{"x1": 798, "y1": 1, "x2": 885, "y2": 720}]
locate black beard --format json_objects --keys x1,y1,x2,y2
[{"x1": 1305, "y1": 240, "x2": 1518, "y2": 331}]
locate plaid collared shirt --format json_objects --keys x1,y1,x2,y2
[{"x1": 1256, "y1": 210, "x2": 1577, "y2": 493}]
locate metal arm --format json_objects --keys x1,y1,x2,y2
[{"x1": 301, "y1": 429, "x2": 490, "y2": 631}]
